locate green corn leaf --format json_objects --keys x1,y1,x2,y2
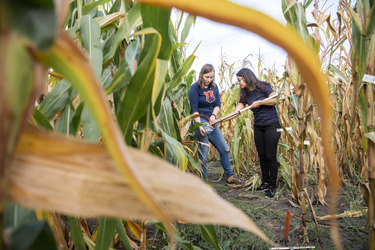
[
  {"x1": 81, "y1": 105, "x2": 101, "y2": 143},
  {"x1": 187, "y1": 153, "x2": 202, "y2": 174},
  {"x1": 117, "y1": 28, "x2": 161, "y2": 144},
  {"x1": 170, "y1": 82, "x2": 187, "y2": 103},
  {"x1": 139, "y1": 4, "x2": 173, "y2": 122},
  {"x1": 328, "y1": 64, "x2": 349, "y2": 84},
  {"x1": 168, "y1": 54, "x2": 196, "y2": 92},
  {"x1": 108, "y1": 0, "x2": 122, "y2": 14},
  {"x1": 181, "y1": 14, "x2": 196, "y2": 43},
  {"x1": 171, "y1": 42, "x2": 187, "y2": 52},
  {"x1": 330, "y1": 37, "x2": 348, "y2": 57},
  {"x1": 289, "y1": 94, "x2": 299, "y2": 116},
  {"x1": 303, "y1": 143, "x2": 310, "y2": 166},
  {"x1": 282, "y1": 0, "x2": 309, "y2": 43},
  {"x1": 344, "y1": 2, "x2": 364, "y2": 35},
  {"x1": 199, "y1": 225, "x2": 221, "y2": 250},
  {"x1": 31, "y1": 109, "x2": 54, "y2": 131},
  {"x1": 104, "y1": 60, "x2": 132, "y2": 94},
  {"x1": 39, "y1": 79, "x2": 72, "y2": 120},
  {"x1": 82, "y1": 0, "x2": 111, "y2": 16},
  {"x1": 96, "y1": 217, "x2": 116, "y2": 250},
  {"x1": 72, "y1": 103, "x2": 84, "y2": 135},
  {"x1": 67, "y1": 216, "x2": 86, "y2": 250},
  {"x1": 352, "y1": 17, "x2": 367, "y2": 79},
  {"x1": 359, "y1": 86, "x2": 368, "y2": 150},
  {"x1": 115, "y1": 220, "x2": 133, "y2": 250},
  {"x1": 104, "y1": 40, "x2": 138, "y2": 94},
  {"x1": 80, "y1": 15, "x2": 103, "y2": 80},
  {"x1": 158, "y1": 97, "x2": 179, "y2": 140},
  {"x1": 141, "y1": 4, "x2": 172, "y2": 61},
  {"x1": 365, "y1": 4, "x2": 375, "y2": 36},
  {"x1": 101, "y1": 67, "x2": 113, "y2": 89},
  {"x1": 160, "y1": 128, "x2": 188, "y2": 171},
  {"x1": 3, "y1": 203, "x2": 37, "y2": 228},
  {"x1": 7, "y1": 220, "x2": 57, "y2": 250},
  {"x1": 152, "y1": 59, "x2": 169, "y2": 108},
  {"x1": 303, "y1": 0, "x2": 313, "y2": 8},
  {"x1": 309, "y1": 35, "x2": 320, "y2": 55},
  {"x1": 56, "y1": 103, "x2": 76, "y2": 136},
  {"x1": 72, "y1": 102, "x2": 84, "y2": 135},
  {"x1": 277, "y1": 155, "x2": 291, "y2": 188},
  {"x1": 102, "y1": 4, "x2": 142, "y2": 65}
]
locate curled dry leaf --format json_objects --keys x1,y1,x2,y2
[
  {"x1": 9, "y1": 126, "x2": 273, "y2": 246},
  {"x1": 317, "y1": 209, "x2": 368, "y2": 221},
  {"x1": 238, "y1": 193, "x2": 261, "y2": 199}
]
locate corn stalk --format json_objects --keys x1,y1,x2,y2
[
  {"x1": 341, "y1": 1, "x2": 375, "y2": 248},
  {"x1": 138, "y1": 0, "x2": 339, "y2": 246}
]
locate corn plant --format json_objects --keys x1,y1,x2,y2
[
  {"x1": 0, "y1": 0, "x2": 348, "y2": 249},
  {"x1": 139, "y1": 1, "x2": 339, "y2": 245},
  {"x1": 1, "y1": 0, "x2": 275, "y2": 249},
  {"x1": 340, "y1": 0, "x2": 375, "y2": 247}
]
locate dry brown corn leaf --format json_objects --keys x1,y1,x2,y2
[
  {"x1": 9, "y1": 126, "x2": 272, "y2": 245},
  {"x1": 317, "y1": 209, "x2": 367, "y2": 221}
]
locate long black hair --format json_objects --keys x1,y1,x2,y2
[
  {"x1": 236, "y1": 68, "x2": 270, "y2": 103},
  {"x1": 197, "y1": 64, "x2": 216, "y2": 90}
]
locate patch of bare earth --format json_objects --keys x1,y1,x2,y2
[{"x1": 206, "y1": 161, "x2": 368, "y2": 249}]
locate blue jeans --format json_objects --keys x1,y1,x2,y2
[{"x1": 194, "y1": 120, "x2": 233, "y2": 179}]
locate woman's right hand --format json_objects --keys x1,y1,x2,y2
[{"x1": 199, "y1": 126, "x2": 207, "y2": 137}]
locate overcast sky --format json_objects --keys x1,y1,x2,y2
[{"x1": 184, "y1": 0, "x2": 340, "y2": 79}]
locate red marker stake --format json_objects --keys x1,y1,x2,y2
[{"x1": 284, "y1": 210, "x2": 291, "y2": 242}]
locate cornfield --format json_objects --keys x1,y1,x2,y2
[{"x1": 0, "y1": 0, "x2": 374, "y2": 249}]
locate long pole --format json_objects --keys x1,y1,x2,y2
[{"x1": 211, "y1": 93, "x2": 278, "y2": 126}]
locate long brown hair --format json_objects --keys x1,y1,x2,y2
[
  {"x1": 197, "y1": 64, "x2": 216, "y2": 90},
  {"x1": 236, "y1": 68, "x2": 270, "y2": 103}
]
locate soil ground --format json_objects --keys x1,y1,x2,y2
[
  {"x1": 200, "y1": 160, "x2": 369, "y2": 250},
  {"x1": 86, "y1": 160, "x2": 368, "y2": 249}
]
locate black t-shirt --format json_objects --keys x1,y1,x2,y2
[{"x1": 240, "y1": 85, "x2": 279, "y2": 126}]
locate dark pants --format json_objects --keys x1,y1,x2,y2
[{"x1": 254, "y1": 122, "x2": 281, "y2": 188}]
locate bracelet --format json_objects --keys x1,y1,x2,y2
[{"x1": 211, "y1": 113, "x2": 216, "y2": 118}]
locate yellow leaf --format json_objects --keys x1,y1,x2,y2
[{"x1": 9, "y1": 126, "x2": 274, "y2": 246}]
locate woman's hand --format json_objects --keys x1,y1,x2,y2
[
  {"x1": 199, "y1": 126, "x2": 207, "y2": 136},
  {"x1": 209, "y1": 114, "x2": 216, "y2": 124},
  {"x1": 250, "y1": 100, "x2": 262, "y2": 109}
]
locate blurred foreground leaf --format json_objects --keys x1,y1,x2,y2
[{"x1": 8, "y1": 126, "x2": 273, "y2": 246}]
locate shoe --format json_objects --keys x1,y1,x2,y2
[
  {"x1": 265, "y1": 186, "x2": 277, "y2": 199},
  {"x1": 256, "y1": 183, "x2": 269, "y2": 191},
  {"x1": 225, "y1": 174, "x2": 243, "y2": 187}
]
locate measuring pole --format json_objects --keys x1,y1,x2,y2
[{"x1": 211, "y1": 93, "x2": 278, "y2": 126}]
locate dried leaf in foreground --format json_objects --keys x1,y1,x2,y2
[{"x1": 8, "y1": 127, "x2": 273, "y2": 245}]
